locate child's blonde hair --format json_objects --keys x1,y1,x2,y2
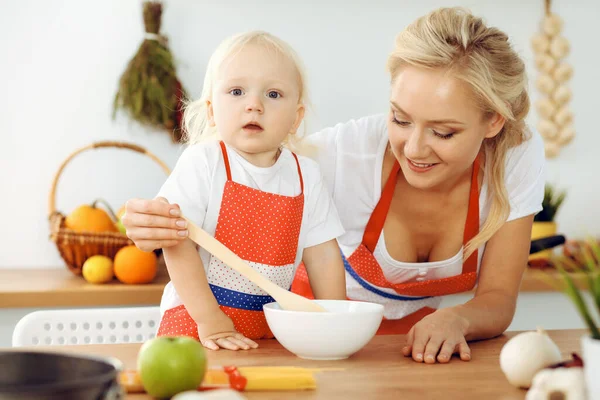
[
  {"x1": 386, "y1": 7, "x2": 530, "y2": 260},
  {"x1": 182, "y1": 31, "x2": 310, "y2": 153}
]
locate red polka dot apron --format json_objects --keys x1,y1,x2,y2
[
  {"x1": 158, "y1": 141, "x2": 305, "y2": 340},
  {"x1": 292, "y1": 158, "x2": 480, "y2": 334}
]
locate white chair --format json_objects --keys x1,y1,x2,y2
[{"x1": 12, "y1": 306, "x2": 161, "y2": 347}]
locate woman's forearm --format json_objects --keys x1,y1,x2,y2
[
  {"x1": 453, "y1": 290, "x2": 517, "y2": 341},
  {"x1": 453, "y1": 216, "x2": 533, "y2": 342},
  {"x1": 163, "y1": 240, "x2": 221, "y2": 323}
]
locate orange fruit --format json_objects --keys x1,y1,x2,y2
[
  {"x1": 114, "y1": 245, "x2": 157, "y2": 284},
  {"x1": 65, "y1": 201, "x2": 118, "y2": 233}
]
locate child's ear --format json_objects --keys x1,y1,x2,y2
[
  {"x1": 207, "y1": 100, "x2": 216, "y2": 127},
  {"x1": 291, "y1": 103, "x2": 305, "y2": 134}
]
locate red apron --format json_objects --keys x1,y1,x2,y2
[
  {"x1": 158, "y1": 141, "x2": 305, "y2": 340},
  {"x1": 292, "y1": 158, "x2": 480, "y2": 334}
]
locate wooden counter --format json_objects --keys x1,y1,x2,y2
[
  {"x1": 0, "y1": 267, "x2": 169, "y2": 308},
  {"x1": 0, "y1": 267, "x2": 584, "y2": 309},
  {"x1": 14, "y1": 329, "x2": 587, "y2": 399}
]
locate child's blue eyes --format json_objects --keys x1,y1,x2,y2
[{"x1": 228, "y1": 89, "x2": 281, "y2": 99}]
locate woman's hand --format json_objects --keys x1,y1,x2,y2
[
  {"x1": 122, "y1": 197, "x2": 189, "y2": 252},
  {"x1": 402, "y1": 308, "x2": 471, "y2": 364},
  {"x1": 197, "y1": 310, "x2": 259, "y2": 351}
]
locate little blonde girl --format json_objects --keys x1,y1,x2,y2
[{"x1": 152, "y1": 31, "x2": 347, "y2": 350}]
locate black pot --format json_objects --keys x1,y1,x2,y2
[{"x1": 0, "y1": 351, "x2": 124, "y2": 400}]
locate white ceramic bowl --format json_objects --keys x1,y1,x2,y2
[{"x1": 263, "y1": 300, "x2": 384, "y2": 360}]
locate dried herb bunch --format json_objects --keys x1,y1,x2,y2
[{"x1": 113, "y1": 1, "x2": 186, "y2": 142}]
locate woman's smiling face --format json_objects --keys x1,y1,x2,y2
[{"x1": 387, "y1": 65, "x2": 505, "y2": 190}]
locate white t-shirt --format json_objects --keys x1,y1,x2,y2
[
  {"x1": 307, "y1": 114, "x2": 546, "y2": 319},
  {"x1": 156, "y1": 140, "x2": 345, "y2": 313}
]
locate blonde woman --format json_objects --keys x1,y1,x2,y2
[{"x1": 123, "y1": 7, "x2": 545, "y2": 364}]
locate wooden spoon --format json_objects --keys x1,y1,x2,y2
[{"x1": 184, "y1": 217, "x2": 326, "y2": 313}]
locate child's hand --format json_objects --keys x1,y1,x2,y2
[
  {"x1": 201, "y1": 332, "x2": 259, "y2": 351},
  {"x1": 197, "y1": 310, "x2": 259, "y2": 351}
]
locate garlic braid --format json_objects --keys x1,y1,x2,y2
[{"x1": 531, "y1": 0, "x2": 575, "y2": 158}]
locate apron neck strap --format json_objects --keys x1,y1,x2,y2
[
  {"x1": 219, "y1": 141, "x2": 304, "y2": 193},
  {"x1": 362, "y1": 156, "x2": 481, "y2": 259},
  {"x1": 291, "y1": 152, "x2": 304, "y2": 193},
  {"x1": 219, "y1": 141, "x2": 233, "y2": 181},
  {"x1": 363, "y1": 160, "x2": 401, "y2": 252},
  {"x1": 462, "y1": 157, "x2": 480, "y2": 274}
]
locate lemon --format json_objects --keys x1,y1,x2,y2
[{"x1": 82, "y1": 255, "x2": 114, "y2": 284}]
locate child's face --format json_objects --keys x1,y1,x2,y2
[{"x1": 208, "y1": 43, "x2": 304, "y2": 164}]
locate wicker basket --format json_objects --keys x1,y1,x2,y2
[{"x1": 48, "y1": 141, "x2": 171, "y2": 275}]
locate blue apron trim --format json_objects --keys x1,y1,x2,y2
[
  {"x1": 210, "y1": 284, "x2": 275, "y2": 311},
  {"x1": 342, "y1": 251, "x2": 431, "y2": 301}
]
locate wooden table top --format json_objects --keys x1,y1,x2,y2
[
  {"x1": 0, "y1": 267, "x2": 583, "y2": 309},
  {"x1": 0, "y1": 267, "x2": 170, "y2": 308},
  {"x1": 17, "y1": 329, "x2": 586, "y2": 400}
]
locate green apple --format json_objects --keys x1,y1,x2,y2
[
  {"x1": 116, "y1": 219, "x2": 127, "y2": 235},
  {"x1": 116, "y1": 206, "x2": 127, "y2": 235},
  {"x1": 137, "y1": 336, "x2": 207, "y2": 399}
]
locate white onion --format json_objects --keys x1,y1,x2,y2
[{"x1": 499, "y1": 328, "x2": 562, "y2": 388}]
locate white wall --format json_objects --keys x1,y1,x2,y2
[{"x1": 1, "y1": 0, "x2": 598, "y2": 269}]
